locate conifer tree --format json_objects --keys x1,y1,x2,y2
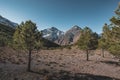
[
  {"x1": 98, "y1": 37, "x2": 106, "y2": 58},
  {"x1": 13, "y1": 20, "x2": 42, "y2": 71},
  {"x1": 13, "y1": 25, "x2": 23, "y2": 50},
  {"x1": 108, "y1": 3, "x2": 120, "y2": 59},
  {"x1": 78, "y1": 27, "x2": 98, "y2": 61},
  {"x1": 98, "y1": 23, "x2": 110, "y2": 57}
]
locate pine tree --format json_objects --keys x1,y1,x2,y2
[
  {"x1": 78, "y1": 27, "x2": 98, "y2": 61},
  {"x1": 108, "y1": 3, "x2": 120, "y2": 59},
  {"x1": 98, "y1": 37, "x2": 106, "y2": 58},
  {"x1": 13, "y1": 25, "x2": 23, "y2": 50},
  {"x1": 98, "y1": 24, "x2": 110, "y2": 57},
  {"x1": 13, "y1": 20, "x2": 42, "y2": 71},
  {"x1": 22, "y1": 21, "x2": 37, "y2": 71},
  {"x1": 91, "y1": 32, "x2": 99, "y2": 49}
]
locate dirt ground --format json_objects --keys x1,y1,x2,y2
[{"x1": 0, "y1": 47, "x2": 120, "y2": 80}]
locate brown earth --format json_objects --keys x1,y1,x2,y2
[{"x1": 0, "y1": 47, "x2": 120, "y2": 80}]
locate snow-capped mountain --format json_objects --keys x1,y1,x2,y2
[
  {"x1": 41, "y1": 25, "x2": 82, "y2": 45},
  {"x1": 41, "y1": 27, "x2": 64, "y2": 41},
  {"x1": 0, "y1": 15, "x2": 18, "y2": 28}
]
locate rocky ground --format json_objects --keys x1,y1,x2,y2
[{"x1": 0, "y1": 47, "x2": 120, "y2": 80}]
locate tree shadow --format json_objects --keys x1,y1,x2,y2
[
  {"x1": 100, "y1": 60, "x2": 120, "y2": 66},
  {"x1": 29, "y1": 70, "x2": 120, "y2": 80},
  {"x1": 74, "y1": 73, "x2": 120, "y2": 80},
  {"x1": 30, "y1": 69, "x2": 49, "y2": 75}
]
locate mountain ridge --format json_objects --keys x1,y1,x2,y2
[
  {"x1": 42, "y1": 25, "x2": 82, "y2": 45},
  {"x1": 0, "y1": 15, "x2": 81, "y2": 45}
]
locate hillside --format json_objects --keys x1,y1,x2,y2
[
  {"x1": 41, "y1": 38, "x2": 60, "y2": 48},
  {"x1": 0, "y1": 23, "x2": 15, "y2": 35},
  {"x1": 0, "y1": 23, "x2": 15, "y2": 46}
]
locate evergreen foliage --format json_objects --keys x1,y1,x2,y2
[
  {"x1": 108, "y1": 3, "x2": 120, "y2": 58},
  {"x1": 13, "y1": 26, "x2": 23, "y2": 50},
  {"x1": 78, "y1": 27, "x2": 99, "y2": 61},
  {"x1": 98, "y1": 24, "x2": 110, "y2": 57},
  {"x1": 13, "y1": 20, "x2": 42, "y2": 71},
  {"x1": 99, "y1": 3, "x2": 120, "y2": 59}
]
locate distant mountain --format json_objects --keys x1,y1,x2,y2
[
  {"x1": 41, "y1": 27, "x2": 64, "y2": 41},
  {"x1": 0, "y1": 15, "x2": 18, "y2": 28},
  {"x1": 42, "y1": 25, "x2": 82, "y2": 45},
  {"x1": 55, "y1": 25, "x2": 82, "y2": 45}
]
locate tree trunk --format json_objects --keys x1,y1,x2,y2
[
  {"x1": 86, "y1": 50, "x2": 89, "y2": 61},
  {"x1": 102, "y1": 48, "x2": 104, "y2": 58},
  {"x1": 119, "y1": 59, "x2": 120, "y2": 65},
  {"x1": 27, "y1": 49, "x2": 32, "y2": 72},
  {"x1": 37, "y1": 49, "x2": 39, "y2": 54}
]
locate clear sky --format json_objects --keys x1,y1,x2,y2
[{"x1": 0, "y1": 0, "x2": 120, "y2": 33}]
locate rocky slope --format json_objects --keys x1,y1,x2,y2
[{"x1": 55, "y1": 25, "x2": 82, "y2": 45}]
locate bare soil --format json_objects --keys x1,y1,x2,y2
[{"x1": 0, "y1": 47, "x2": 120, "y2": 80}]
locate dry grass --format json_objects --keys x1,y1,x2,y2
[{"x1": 0, "y1": 47, "x2": 120, "y2": 80}]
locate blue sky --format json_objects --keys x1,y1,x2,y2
[{"x1": 0, "y1": 0, "x2": 120, "y2": 33}]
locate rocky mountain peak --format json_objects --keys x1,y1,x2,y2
[
  {"x1": 66, "y1": 25, "x2": 81, "y2": 34},
  {"x1": 50, "y1": 27, "x2": 58, "y2": 30},
  {"x1": 71, "y1": 25, "x2": 81, "y2": 30},
  {"x1": 41, "y1": 27, "x2": 64, "y2": 41}
]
